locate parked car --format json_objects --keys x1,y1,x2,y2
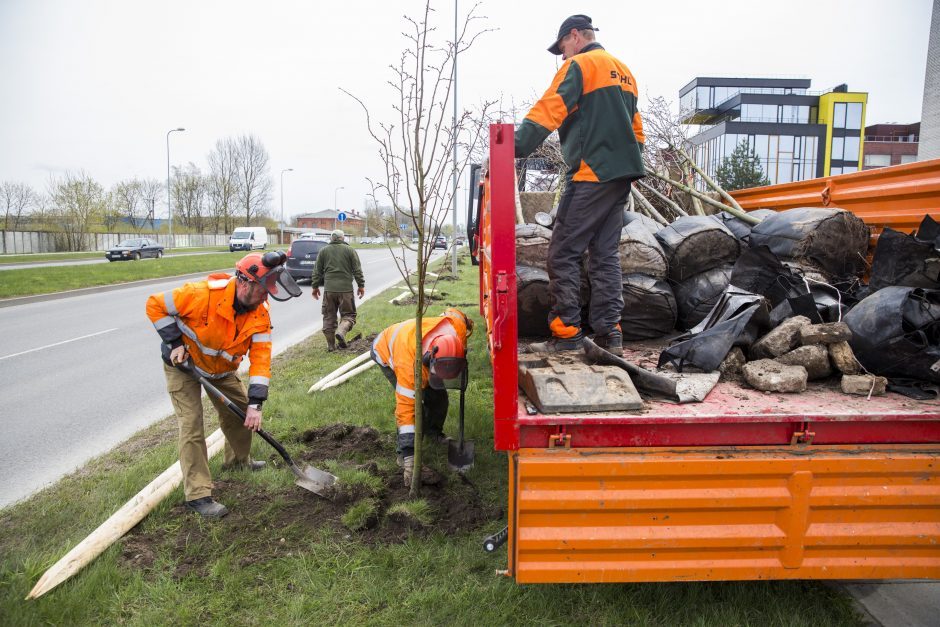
[
  {"x1": 433, "y1": 235, "x2": 447, "y2": 250},
  {"x1": 105, "y1": 238, "x2": 164, "y2": 261},
  {"x1": 285, "y1": 238, "x2": 329, "y2": 281}
]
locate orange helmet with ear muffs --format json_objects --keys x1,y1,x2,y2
[
  {"x1": 423, "y1": 333, "x2": 467, "y2": 389},
  {"x1": 235, "y1": 251, "x2": 301, "y2": 301}
]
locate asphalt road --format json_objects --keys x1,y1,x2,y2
[{"x1": 0, "y1": 247, "x2": 431, "y2": 508}]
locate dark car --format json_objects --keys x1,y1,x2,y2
[
  {"x1": 433, "y1": 235, "x2": 447, "y2": 250},
  {"x1": 105, "y1": 238, "x2": 164, "y2": 261},
  {"x1": 286, "y1": 238, "x2": 329, "y2": 281}
]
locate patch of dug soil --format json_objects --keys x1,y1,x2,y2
[
  {"x1": 121, "y1": 424, "x2": 500, "y2": 576},
  {"x1": 336, "y1": 332, "x2": 376, "y2": 354}
]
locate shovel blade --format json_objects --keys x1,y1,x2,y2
[
  {"x1": 291, "y1": 463, "x2": 338, "y2": 498},
  {"x1": 448, "y1": 439, "x2": 475, "y2": 473}
]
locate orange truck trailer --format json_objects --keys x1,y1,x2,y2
[{"x1": 476, "y1": 123, "x2": 940, "y2": 584}]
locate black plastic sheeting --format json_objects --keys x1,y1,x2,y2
[
  {"x1": 708, "y1": 211, "x2": 755, "y2": 242},
  {"x1": 622, "y1": 211, "x2": 662, "y2": 235},
  {"x1": 730, "y1": 246, "x2": 853, "y2": 323},
  {"x1": 659, "y1": 289, "x2": 769, "y2": 372},
  {"x1": 673, "y1": 264, "x2": 733, "y2": 330},
  {"x1": 620, "y1": 274, "x2": 677, "y2": 340},
  {"x1": 617, "y1": 221, "x2": 669, "y2": 278},
  {"x1": 656, "y1": 216, "x2": 741, "y2": 282},
  {"x1": 844, "y1": 286, "x2": 940, "y2": 384},
  {"x1": 516, "y1": 265, "x2": 552, "y2": 337},
  {"x1": 868, "y1": 215, "x2": 940, "y2": 291},
  {"x1": 748, "y1": 207, "x2": 870, "y2": 278}
]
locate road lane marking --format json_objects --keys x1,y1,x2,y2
[{"x1": 0, "y1": 328, "x2": 119, "y2": 361}]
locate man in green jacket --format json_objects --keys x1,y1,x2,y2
[
  {"x1": 517, "y1": 14, "x2": 645, "y2": 357},
  {"x1": 311, "y1": 230, "x2": 365, "y2": 350}
]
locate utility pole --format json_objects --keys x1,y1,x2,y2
[
  {"x1": 451, "y1": 0, "x2": 459, "y2": 274},
  {"x1": 280, "y1": 168, "x2": 293, "y2": 246},
  {"x1": 166, "y1": 127, "x2": 185, "y2": 248}
]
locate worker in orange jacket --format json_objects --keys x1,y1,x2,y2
[
  {"x1": 370, "y1": 308, "x2": 473, "y2": 483},
  {"x1": 146, "y1": 251, "x2": 301, "y2": 518}
]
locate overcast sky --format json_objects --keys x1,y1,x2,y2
[{"x1": 0, "y1": 0, "x2": 933, "y2": 224}]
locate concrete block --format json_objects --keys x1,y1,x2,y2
[
  {"x1": 750, "y1": 316, "x2": 812, "y2": 359},
  {"x1": 743, "y1": 359, "x2": 808, "y2": 393},
  {"x1": 829, "y1": 341, "x2": 861, "y2": 375},
  {"x1": 841, "y1": 374, "x2": 888, "y2": 396},
  {"x1": 718, "y1": 347, "x2": 746, "y2": 380},
  {"x1": 775, "y1": 345, "x2": 832, "y2": 380},
  {"x1": 799, "y1": 322, "x2": 852, "y2": 345}
]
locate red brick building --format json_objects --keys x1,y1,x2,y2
[
  {"x1": 863, "y1": 122, "x2": 919, "y2": 169},
  {"x1": 295, "y1": 210, "x2": 364, "y2": 235}
]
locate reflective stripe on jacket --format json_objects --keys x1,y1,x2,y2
[
  {"x1": 146, "y1": 272, "x2": 273, "y2": 400},
  {"x1": 515, "y1": 42, "x2": 645, "y2": 184},
  {"x1": 372, "y1": 312, "x2": 468, "y2": 431}
]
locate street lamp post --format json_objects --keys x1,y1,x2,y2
[
  {"x1": 280, "y1": 168, "x2": 293, "y2": 246},
  {"x1": 166, "y1": 127, "x2": 185, "y2": 248},
  {"x1": 333, "y1": 185, "x2": 344, "y2": 231}
]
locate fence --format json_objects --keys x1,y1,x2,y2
[{"x1": 0, "y1": 231, "x2": 240, "y2": 255}]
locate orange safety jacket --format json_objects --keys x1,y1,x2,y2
[
  {"x1": 146, "y1": 273, "x2": 273, "y2": 401},
  {"x1": 515, "y1": 42, "x2": 645, "y2": 184},
  {"x1": 372, "y1": 312, "x2": 469, "y2": 434}
]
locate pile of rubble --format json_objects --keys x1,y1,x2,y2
[{"x1": 516, "y1": 189, "x2": 940, "y2": 399}]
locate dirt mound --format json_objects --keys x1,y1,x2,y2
[
  {"x1": 120, "y1": 424, "x2": 500, "y2": 577},
  {"x1": 336, "y1": 332, "x2": 376, "y2": 354}
]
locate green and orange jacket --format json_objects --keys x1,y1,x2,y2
[
  {"x1": 515, "y1": 42, "x2": 645, "y2": 184},
  {"x1": 146, "y1": 273, "x2": 273, "y2": 401}
]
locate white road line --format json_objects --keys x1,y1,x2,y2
[{"x1": 0, "y1": 328, "x2": 119, "y2": 361}]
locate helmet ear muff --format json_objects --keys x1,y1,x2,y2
[{"x1": 262, "y1": 251, "x2": 286, "y2": 268}]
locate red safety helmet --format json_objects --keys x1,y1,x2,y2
[
  {"x1": 424, "y1": 333, "x2": 468, "y2": 390},
  {"x1": 235, "y1": 251, "x2": 302, "y2": 301}
]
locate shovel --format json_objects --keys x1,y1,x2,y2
[
  {"x1": 176, "y1": 361, "x2": 337, "y2": 498},
  {"x1": 582, "y1": 337, "x2": 719, "y2": 403},
  {"x1": 447, "y1": 370, "x2": 474, "y2": 473}
]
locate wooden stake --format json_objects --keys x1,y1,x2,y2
[
  {"x1": 307, "y1": 351, "x2": 372, "y2": 393},
  {"x1": 648, "y1": 171, "x2": 760, "y2": 225},
  {"x1": 317, "y1": 361, "x2": 377, "y2": 391},
  {"x1": 636, "y1": 179, "x2": 688, "y2": 218},
  {"x1": 630, "y1": 188, "x2": 669, "y2": 225},
  {"x1": 26, "y1": 429, "x2": 226, "y2": 600}
]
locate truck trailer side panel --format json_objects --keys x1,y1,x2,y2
[{"x1": 509, "y1": 446, "x2": 940, "y2": 583}]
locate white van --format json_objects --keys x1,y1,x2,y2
[{"x1": 229, "y1": 226, "x2": 268, "y2": 252}]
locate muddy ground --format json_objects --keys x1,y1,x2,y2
[{"x1": 121, "y1": 424, "x2": 500, "y2": 578}]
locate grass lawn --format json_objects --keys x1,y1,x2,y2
[
  {"x1": 0, "y1": 246, "x2": 230, "y2": 265},
  {"x1": 0, "y1": 253, "x2": 247, "y2": 299},
  {"x1": 0, "y1": 256, "x2": 861, "y2": 625}
]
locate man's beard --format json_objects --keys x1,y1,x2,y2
[{"x1": 234, "y1": 296, "x2": 261, "y2": 313}]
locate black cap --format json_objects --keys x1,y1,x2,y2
[{"x1": 548, "y1": 14, "x2": 598, "y2": 55}]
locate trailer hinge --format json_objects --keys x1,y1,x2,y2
[
  {"x1": 492, "y1": 271, "x2": 510, "y2": 350},
  {"x1": 549, "y1": 433, "x2": 571, "y2": 449},
  {"x1": 495, "y1": 271, "x2": 509, "y2": 293},
  {"x1": 790, "y1": 429, "x2": 816, "y2": 446}
]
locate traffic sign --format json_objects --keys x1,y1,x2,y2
[
  {"x1": 399, "y1": 223, "x2": 408, "y2": 230},
  {"x1": 337, "y1": 212, "x2": 347, "y2": 222}
]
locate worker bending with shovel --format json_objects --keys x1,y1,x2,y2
[
  {"x1": 146, "y1": 251, "x2": 301, "y2": 518},
  {"x1": 370, "y1": 308, "x2": 473, "y2": 483},
  {"x1": 311, "y1": 229, "x2": 365, "y2": 351}
]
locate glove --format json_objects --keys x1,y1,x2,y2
[{"x1": 401, "y1": 455, "x2": 415, "y2": 485}]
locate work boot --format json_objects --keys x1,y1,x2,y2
[
  {"x1": 222, "y1": 460, "x2": 266, "y2": 472},
  {"x1": 529, "y1": 330, "x2": 584, "y2": 354},
  {"x1": 594, "y1": 329, "x2": 624, "y2": 357},
  {"x1": 425, "y1": 430, "x2": 449, "y2": 445},
  {"x1": 324, "y1": 332, "x2": 336, "y2": 352},
  {"x1": 401, "y1": 455, "x2": 415, "y2": 484},
  {"x1": 336, "y1": 320, "x2": 352, "y2": 349},
  {"x1": 185, "y1": 497, "x2": 229, "y2": 519}
]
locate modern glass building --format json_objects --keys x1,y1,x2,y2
[{"x1": 679, "y1": 77, "x2": 867, "y2": 186}]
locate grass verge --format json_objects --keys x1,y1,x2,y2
[
  {"x1": 0, "y1": 254, "x2": 861, "y2": 625},
  {"x1": 0, "y1": 246, "x2": 230, "y2": 265},
  {"x1": 0, "y1": 252, "x2": 246, "y2": 299}
]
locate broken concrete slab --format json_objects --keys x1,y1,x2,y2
[
  {"x1": 750, "y1": 315, "x2": 812, "y2": 359},
  {"x1": 743, "y1": 359, "x2": 808, "y2": 393},
  {"x1": 799, "y1": 321, "x2": 852, "y2": 345},
  {"x1": 518, "y1": 354, "x2": 643, "y2": 413},
  {"x1": 841, "y1": 374, "x2": 888, "y2": 396},
  {"x1": 829, "y1": 341, "x2": 861, "y2": 375},
  {"x1": 718, "y1": 347, "x2": 746, "y2": 380},
  {"x1": 775, "y1": 345, "x2": 832, "y2": 380}
]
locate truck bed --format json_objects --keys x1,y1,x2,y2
[{"x1": 514, "y1": 338, "x2": 940, "y2": 448}]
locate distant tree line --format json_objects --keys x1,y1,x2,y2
[{"x1": 2, "y1": 133, "x2": 274, "y2": 250}]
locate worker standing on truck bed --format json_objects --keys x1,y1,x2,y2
[
  {"x1": 370, "y1": 308, "x2": 473, "y2": 484},
  {"x1": 516, "y1": 14, "x2": 645, "y2": 356},
  {"x1": 311, "y1": 229, "x2": 365, "y2": 351},
  {"x1": 145, "y1": 251, "x2": 301, "y2": 518}
]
